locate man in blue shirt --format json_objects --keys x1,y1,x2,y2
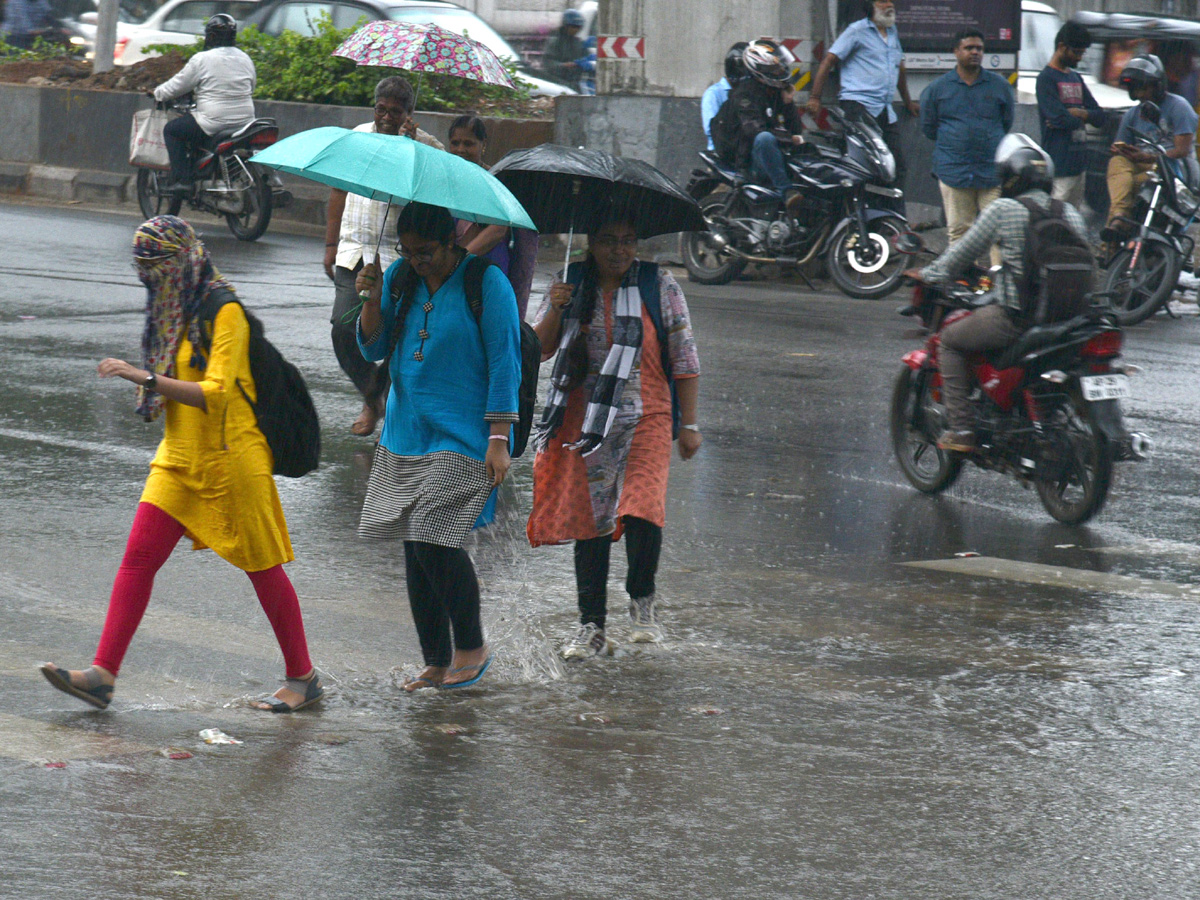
[
  {"x1": 1106, "y1": 54, "x2": 1198, "y2": 235},
  {"x1": 920, "y1": 29, "x2": 1015, "y2": 249},
  {"x1": 701, "y1": 42, "x2": 749, "y2": 152},
  {"x1": 1036, "y1": 22, "x2": 1107, "y2": 209},
  {"x1": 807, "y1": 0, "x2": 919, "y2": 201}
]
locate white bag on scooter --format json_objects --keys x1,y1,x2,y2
[{"x1": 129, "y1": 109, "x2": 170, "y2": 169}]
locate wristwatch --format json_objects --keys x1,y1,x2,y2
[
  {"x1": 143, "y1": 371, "x2": 157, "y2": 391},
  {"x1": 681, "y1": 424, "x2": 701, "y2": 433}
]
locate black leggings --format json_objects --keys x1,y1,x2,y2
[
  {"x1": 403, "y1": 541, "x2": 484, "y2": 668},
  {"x1": 163, "y1": 112, "x2": 207, "y2": 184},
  {"x1": 573, "y1": 516, "x2": 662, "y2": 631}
]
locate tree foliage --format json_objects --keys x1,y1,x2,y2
[{"x1": 149, "y1": 15, "x2": 531, "y2": 112}]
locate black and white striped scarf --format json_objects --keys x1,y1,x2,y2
[{"x1": 538, "y1": 262, "x2": 645, "y2": 457}]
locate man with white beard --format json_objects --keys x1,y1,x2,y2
[{"x1": 807, "y1": 0, "x2": 918, "y2": 208}]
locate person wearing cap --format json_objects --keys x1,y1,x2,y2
[
  {"x1": 1036, "y1": 22, "x2": 1108, "y2": 209},
  {"x1": 542, "y1": 8, "x2": 587, "y2": 89},
  {"x1": 807, "y1": 0, "x2": 918, "y2": 203}
]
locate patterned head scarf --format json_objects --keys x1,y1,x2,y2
[{"x1": 132, "y1": 216, "x2": 233, "y2": 421}]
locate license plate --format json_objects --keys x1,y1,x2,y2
[{"x1": 1081, "y1": 374, "x2": 1131, "y2": 401}]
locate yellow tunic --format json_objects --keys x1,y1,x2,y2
[{"x1": 139, "y1": 302, "x2": 294, "y2": 572}]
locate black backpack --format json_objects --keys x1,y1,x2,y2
[
  {"x1": 1017, "y1": 197, "x2": 1096, "y2": 325},
  {"x1": 197, "y1": 288, "x2": 321, "y2": 478},
  {"x1": 388, "y1": 256, "x2": 540, "y2": 457}
]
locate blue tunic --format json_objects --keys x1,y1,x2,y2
[{"x1": 359, "y1": 254, "x2": 521, "y2": 527}]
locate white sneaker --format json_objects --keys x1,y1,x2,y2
[
  {"x1": 561, "y1": 623, "x2": 614, "y2": 661},
  {"x1": 628, "y1": 594, "x2": 663, "y2": 643}
]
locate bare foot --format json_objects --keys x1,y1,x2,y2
[
  {"x1": 350, "y1": 403, "x2": 379, "y2": 436},
  {"x1": 403, "y1": 666, "x2": 447, "y2": 692},
  {"x1": 442, "y1": 646, "x2": 491, "y2": 687}
]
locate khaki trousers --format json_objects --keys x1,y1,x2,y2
[
  {"x1": 939, "y1": 304, "x2": 1023, "y2": 432},
  {"x1": 1105, "y1": 155, "x2": 1154, "y2": 227},
  {"x1": 939, "y1": 182, "x2": 1002, "y2": 265}
]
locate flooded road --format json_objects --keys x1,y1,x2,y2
[{"x1": 3, "y1": 202, "x2": 1200, "y2": 898}]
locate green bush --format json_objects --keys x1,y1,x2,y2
[
  {"x1": 0, "y1": 35, "x2": 82, "y2": 60},
  {"x1": 149, "y1": 16, "x2": 531, "y2": 112}
]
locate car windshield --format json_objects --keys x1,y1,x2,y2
[{"x1": 385, "y1": 6, "x2": 517, "y2": 63}]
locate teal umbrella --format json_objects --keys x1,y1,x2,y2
[{"x1": 252, "y1": 126, "x2": 535, "y2": 230}]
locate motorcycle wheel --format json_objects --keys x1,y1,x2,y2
[
  {"x1": 683, "y1": 191, "x2": 748, "y2": 285},
  {"x1": 826, "y1": 215, "x2": 910, "y2": 299},
  {"x1": 225, "y1": 163, "x2": 273, "y2": 242},
  {"x1": 889, "y1": 367, "x2": 963, "y2": 493},
  {"x1": 1035, "y1": 390, "x2": 1113, "y2": 525},
  {"x1": 1102, "y1": 242, "x2": 1181, "y2": 326},
  {"x1": 135, "y1": 168, "x2": 182, "y2": 218}
]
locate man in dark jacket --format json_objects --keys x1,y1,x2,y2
[{"x1": 541, "y1": 9, "x2": 586, "y2": 89}]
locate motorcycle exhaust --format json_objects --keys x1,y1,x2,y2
[{"x1": 1128, "y1": 432, "x2": 1153, "y2": 460}]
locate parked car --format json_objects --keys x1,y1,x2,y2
[
  {"x1": 78, "y1": 0, "x2": 262, "y2": 65},
  {"x1": 244, "y1": 0, "x2": 574, "y2": 96}
]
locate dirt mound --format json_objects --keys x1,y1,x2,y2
[{"x1": 0, "y1": 54, "x2": 184, "y2": 91}]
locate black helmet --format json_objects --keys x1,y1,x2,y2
[
  {"x1": 204, "y1": 13, "x2": 237, "y2": 48},
  {"x1": 724, "y1": 41, "x2": 750, "y2": 81},
  {"x1": 1119, "y1": 54, "x2": 1166, "y2": 102},
  {"x1": 995, "y1": 133, "x2": 1054, "y2": 198},
  {"x1": 742, "y1": 39, "x2": 795, "y2": 89}
]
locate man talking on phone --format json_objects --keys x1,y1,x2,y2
[{"x1": 1104, "y1": 54, "x2": 1198, "y2": 245}]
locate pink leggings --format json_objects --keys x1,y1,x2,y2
[{"x1": 93, "y1": 502, "x2": 313, "y2": 679}]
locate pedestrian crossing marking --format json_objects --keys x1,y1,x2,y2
[{"x1": 903, "y1": 556, "x2": 1200, "y2": 600}]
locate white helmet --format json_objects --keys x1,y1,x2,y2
[{"x1": 742, "y1": 39, "x2": 795, "y2": 89}]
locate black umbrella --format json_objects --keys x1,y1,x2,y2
[{"x1": 490, "y1": 144, "x2": 707, "y2": 276}]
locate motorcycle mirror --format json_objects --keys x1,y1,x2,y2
[
  {"x1": 1141, "y1": 101, "x2": 1162, "y2": 126},
  {"x1": 894, "y1": 231, "x2": 924, "y2": 255}
]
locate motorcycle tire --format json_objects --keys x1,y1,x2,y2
[
  {"x1": 1035, "y1": 389, "x2": 1113, "y2": 525},
  {"x1": 826, "y1": 215, "x2": 910, "y2": 300},
  {"x1": 135, "y1": 168, "x2": 182, "y2": 218},
  {"x1": 683, "y1": 191, "x2": 748, "y2": 286},
  {"x1": 889, "y1": 367, "x2": 963, "y2": 494},
  {"x1": 1102, "y1": 242, "x2": 1181, "y2": 326},
  {"x1": 225, "y1": 163, "x2": 273, "y2": 242}
]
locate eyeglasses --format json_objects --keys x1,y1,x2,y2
[
  {"x1": 374, "y1": 104, "x2": 410, "y2": 120},
  {"x1": 592, "y1": 235, "x2": 638, "y2": 250},
  {"x1": 396, "y1": 242, "x2": 441, "y2": 264}
]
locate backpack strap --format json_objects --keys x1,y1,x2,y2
[
  {"x1": 463, "y1": 254, "x2": 493, "y2": 324},
  {"x1": 194, "y1": 285, "x2": 239, "y2": 354}
]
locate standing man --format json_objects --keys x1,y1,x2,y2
[
  {"x1": 807, "y1": 0, "x2": 919, "y2": 198},
  {"x1": 920, "y1": 29, "x2": 1014, "y2": 250},
  {"x1": 702, "y1": 42, "x2": 749, "y2": 151},
  {"x1": 1036, "y1": 22, "x2": 1106, "y2": 208},
  {"x1": 322, "y1": 76, "x2": 444, "y2": 438}
]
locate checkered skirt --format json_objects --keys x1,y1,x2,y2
[{"x1": 358, "y1": 447, "x2": 493, "y2": 547}]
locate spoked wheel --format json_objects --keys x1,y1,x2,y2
[
  {"x1": 1035, "y1": 391, "x2": 1113, "y2": 524},
  {"x1": 1102, "y1": 242, "x2": 1181, "y2": 325},
  {"x1": 889, "y1": 367, "x2": 963, "y2": 493},
  {"x1": 135, "y1": 168, "x2": 181, "y2": 217},
  {"x1": 225, "y1": 163, "x2": 273, "y2": 242},
  {"x1": 683, "y1": 191, "x2": 748, "y2": 285},
  {"x1": 827, "y1": 215, "x2": 911, "y2": 299}
]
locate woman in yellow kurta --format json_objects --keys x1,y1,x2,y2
[{"x1": 40, "y1": 217, "x2": 322, "y2": 713}]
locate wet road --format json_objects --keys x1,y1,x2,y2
[{"x1": 4, "y1": 201, "x2": 1200, "y2": 898}]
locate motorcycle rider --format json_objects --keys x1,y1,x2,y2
[
  {"x1": 541, "y1": 8, "x2": 587, "y2": 89},
  {"x1": 1104, "y1": 54, "x2": 1198, "y2": 242},
  {"x1": 701, "y1": 41, "x2": 749, "y2": 152},
  {"x1": 904, "y1": 134, "x2": 1086, "y2": 454},
  {"x1": 153, "y1": 14, "x2": 256, "y2": 196},
  {"x1": 711, "y1": 39, "x2": 805, "y2": 212}
]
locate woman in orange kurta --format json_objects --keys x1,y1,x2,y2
[
  {"x1": 40, "y1": 217, "x2": 321, "y2": 713},
  {"x1": 528, "y1": 219, "x2": 702, "y2": 660}
]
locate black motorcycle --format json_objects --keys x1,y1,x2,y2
[
  {"x1": 683, "y1": 108, "x2": 912, "y2": 299},
  {"x1": 135, "y1": 99, "x2": 290, "y2": 242},
  {"x1": 1101, "y1": 103, "x2": 1199, "y2": 325}
]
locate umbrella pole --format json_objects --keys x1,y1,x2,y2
[
  {"x1": 372, "y1": 199, "x2": 393, "y2": 265},
  {"x1": 562, "y1": 224, "x2": 573, "y2": 282}
]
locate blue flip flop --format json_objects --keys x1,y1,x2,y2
[{"x1": 440, "y1": 654, "x2": 493, "y2": 690}]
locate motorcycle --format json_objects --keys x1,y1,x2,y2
[
  {"x1": 134, "y1": 99, "x2": 291, "y2": 242},
  {"x1": 891, "y1": 235, "x2": 1150, "y2": 525},
  {"x1": 683, "y1": 107, "x2": 912, "y2": 299},
  {"x1": 1100, "y1": 103, "x2": 1199, "y2": 325}
]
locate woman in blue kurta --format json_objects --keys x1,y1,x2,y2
[{"x1": 355, "y1": 201, "x2": 521, "y2": 691}]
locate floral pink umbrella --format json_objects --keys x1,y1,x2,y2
[{"x1": 333, "y1": 21, "x2": 517, "y2": 90}]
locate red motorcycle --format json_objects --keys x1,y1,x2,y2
[{"x1": 890, "y1": 239, "x2": 1150, "y2": 524}]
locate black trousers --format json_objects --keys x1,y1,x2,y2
[
  {"x1": 841, "y1": 99, "x2": 907, "y2": 213},
  {"x1": 162, "y1": 112, "x2": 207, "y2": 185},
  {"x1": 573, "y1": 516, "x2": 663, "y2": 630},
  {"x1": 332, "y1": 263, "x2": 390, "y2": 410},
  {"x1": 404, "y1": 541, "x2": 484, "y2": 668}
]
